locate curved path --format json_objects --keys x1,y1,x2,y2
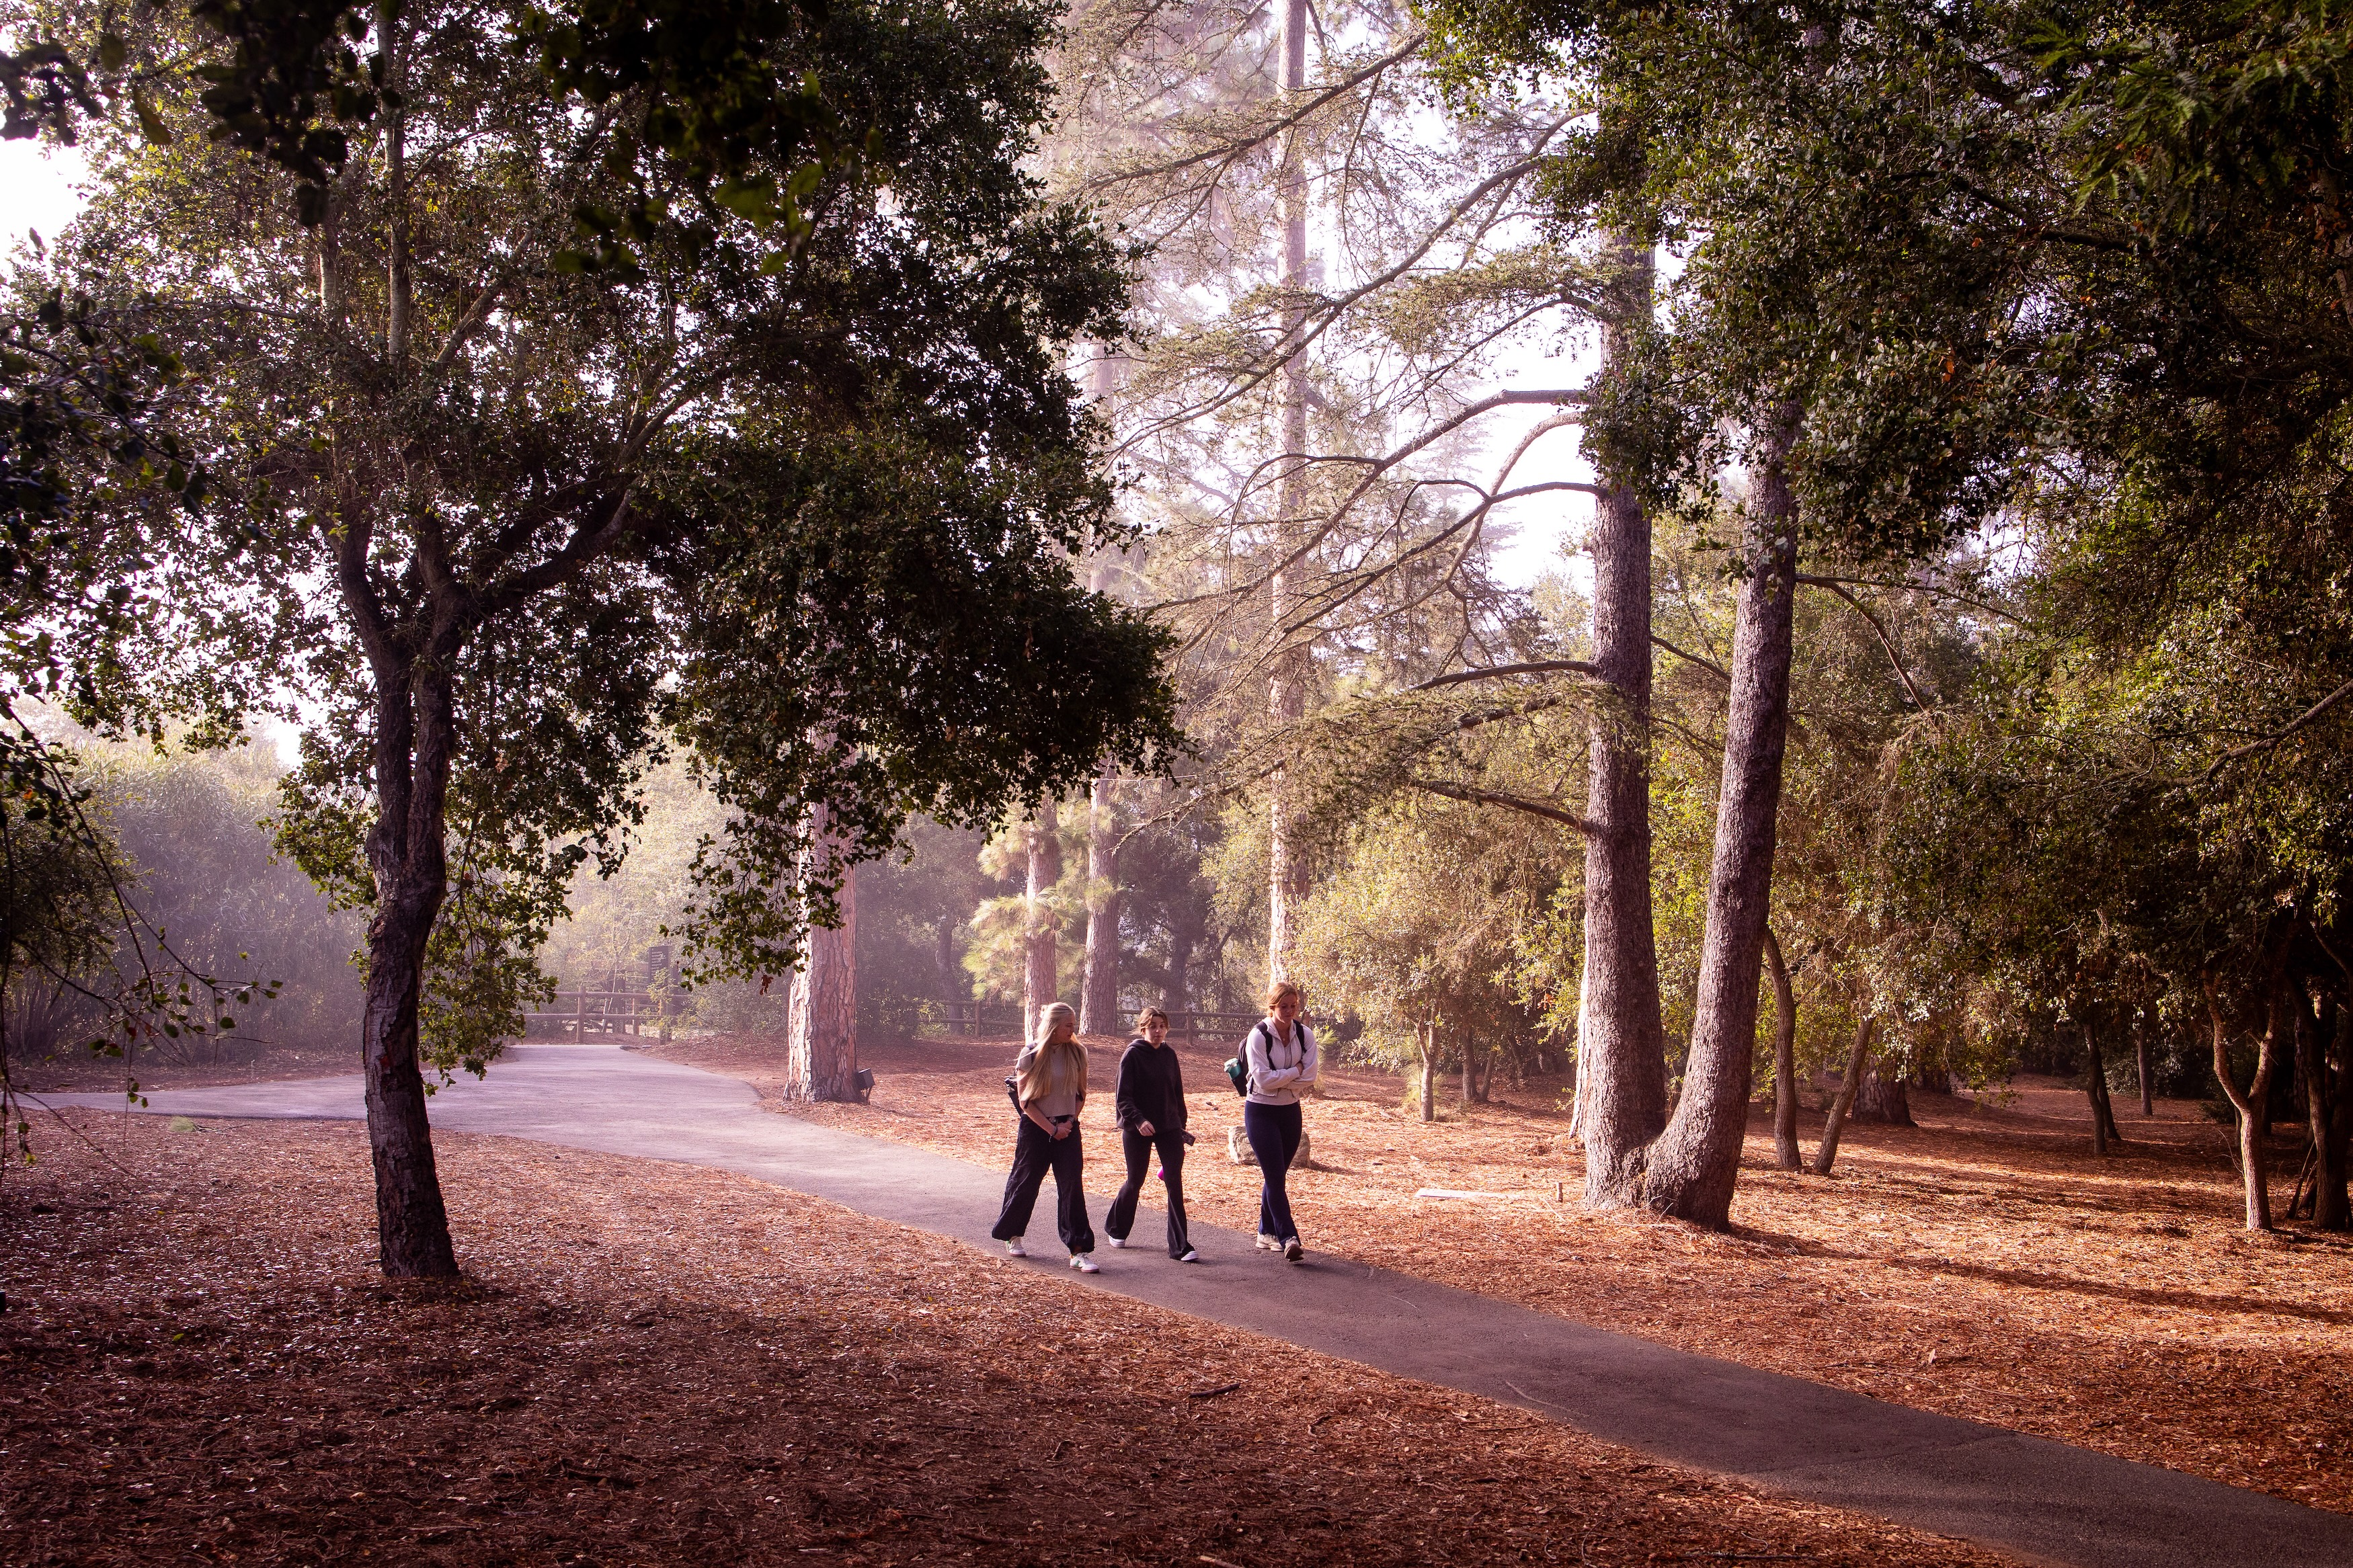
[{"x1": 44, "y1": 1043, "x2": 2353, "y2": 1568}]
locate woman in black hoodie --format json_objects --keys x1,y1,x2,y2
[{"x1": 1106, "y1": 1007, "x2": 1198, "y2": 1262}]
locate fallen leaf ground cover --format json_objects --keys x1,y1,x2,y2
[
  {"x1": 0, "y1": 1110, "x2": 2007, "y2": 1567},
  {"x1": 654, "y1": 1030, "x2": 2353, "y2": 1516}
]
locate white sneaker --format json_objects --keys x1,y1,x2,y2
[
  {"x1": 1004, "y1": 1238, "x2": 1026, "y2": 1257},
  {"x1": 1070, "y1": 1254, "x2": 1099, "y2": 1274},
  {"x1": 1177, "y1": 1248, "x2": 1201, "y2": 1264},
  {"x1": 1283, "y1": 1238, "x2": 1304, "y2": 1263},
  {"x1": 1255, "y1": 1235, "x2": 1282, "y2": 1251},
  {"x1": 1107, "y1": 1236, "x2": 1127, "y2": 1249}
]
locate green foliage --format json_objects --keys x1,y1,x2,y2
[{"x1": 1294, "y1": 796, "x2": 1566, "y2": 1079}]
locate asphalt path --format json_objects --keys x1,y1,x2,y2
[{"x1": 42, "y1": 1042, "x2": 2353, "y2": 1568}]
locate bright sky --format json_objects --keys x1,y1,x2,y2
[{"x1": 1, "y1": 138, "x2": 88, "y2": 254}]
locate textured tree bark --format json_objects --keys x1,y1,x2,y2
[
  {"x1": 1851, "y1": 1063, "x2": 1914, "y2": 1126},
  {"x1": 1023, "y1": 798, "x2": 1061, "y2": 1042},
  {"x1": 1762, "y1": 925, "x2": 1801, "y2": 1171},
  {"x1": 1642, "y1": 424, "x2": 1802, "y2": 1227},
  {"x1": 1577, "y1": 232, "x2": 1673, "y2": 1206},
  {"x1": 1079, "y1": 771, "x2": 1121, "y2": 1035},
  {"x1": 1810, "y1": 1015, "x2": 1876, "y2": 1176},
  {"x1": 2207, "y1": 973, "x2": 2284, "y2": 1232},
  {"x1": 2081, "y1": 1018, "x2": 2122, "y2": 1154},
  {"x1": 1577, "y1": 436, "x2": 1672, "y2": 1200},
  {"x1": 787, "y1": 830, "x2": 858, "y2": 1103},
  {"x1": 2301, "y1": 993, "x2": 2348, "y2": 1230},
  {"x1": 358, "y1": 655, "x2": 460, "y2": 1278},
  {"x1": 2135, "y1": 1007, "x2": 2155, "y2": 1116}
]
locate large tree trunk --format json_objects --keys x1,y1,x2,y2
[
  {"x1": 1164, "y1": 916, "x2": 1193, "y2": 1014},
  {"x1": 1079, "y1": 771, "x2": 1121, "y2": 1035},
  {"x1": 787, "y1": 836, "x2": 858, "y2": 1103},
  {"x1": 2081, "y1": 1017, "x2": 2122, "y2": 1154},
  {"x1": 1577, "y1": 245, "x2": 1671, "y2": 1208},
  {"x1": 2207, "y1": 973, "x2": 2285, "y2": 1233},
  {"x1": 1762, "y1": 925, "x2": 1800, "y2": 1171},
  {"x1": 934, "y1": 916, "x2": 959, "y2": 999},
  {"x1": 2302, "y1": 991, "x2": 2348, "y2": 1231},
  {"x1": 358, "y1": 653, "x2": 460, "y2": 1279},
  {"x1": 1810, "y1": 1015, "x2": 1876, "y2": 1176},
  {"x1": 1851, "y1": 1063, "x2": 1914, "y2": 1126},
  {"x1": 1642, "y1": 421, "x2": 1802, "y2": 1227},
  {"x1": 1022, "y1": 798, "x2": 1061, "y2": 1042}
]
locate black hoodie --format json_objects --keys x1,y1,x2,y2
[{"x1": 1113, "y1": 1036, "x2": 1187, "y2": 1135}]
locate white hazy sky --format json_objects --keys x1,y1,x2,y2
[{"x1": 1, "y1": 138, "x2": 88, "y2": 253}]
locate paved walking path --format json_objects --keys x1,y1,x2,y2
[{"x1": 43, "y1": 1044, "x2": 2353, "y2": 1567}]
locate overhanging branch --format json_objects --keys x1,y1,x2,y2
[{"x1": 1407, "y1": 778, "x2": 1598, "y2": 836}]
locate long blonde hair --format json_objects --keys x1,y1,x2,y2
[{"x1": 1017, "y1": 1002, "x2": 1086, "y2": 1103}]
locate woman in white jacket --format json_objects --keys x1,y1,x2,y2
[{"x1": 1239, "y1": 981, "x2": 1318, "y2": 1262}]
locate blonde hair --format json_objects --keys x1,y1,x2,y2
[
  {"x1": 1265, "y1": 981, "x2": 1303, "y2": 1011},
  {"x1": 1017, "y1": 1003, "x2": 1087, "y2": 1104}
]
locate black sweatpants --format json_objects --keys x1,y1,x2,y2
[
  {"x1": 1105, "y1": 1127, "x2": 1191, "y2": 1258},
  {"x1": 1244, "y1": 1100, "x2": 1304, "y2": 1242},
  {"x1": 991, "y1": 1116, "x2": 1096, "y2": 1254}
]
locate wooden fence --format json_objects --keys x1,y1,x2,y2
[
  {"x1": 522, "y1": 989, "x2": 684, "y2": 1041},
  {"x1": 926, "y1": 1000, "x2": 1263, "y2": 1046}
]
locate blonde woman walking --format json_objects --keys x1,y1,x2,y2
[
  {"x1": 991, "y1": 1001, "x2": 1100, "y2": 1272},
  {"x1": 1239, "y1": 981, "x2": 1318, "y2": 1262}
]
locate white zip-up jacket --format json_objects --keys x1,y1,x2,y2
[{"x1": 1241, "y1": 1018, "x2": 1318, "y2": 1107}]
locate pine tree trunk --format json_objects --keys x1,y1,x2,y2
[
  {"x1": 358, "y1": 652, "x2": 459, "y2": 1279},
  {"x1": 1165, "y1": 921, "x2": 1193, "y2": 1014},
  {"x1": 787, "y1": 841, "x2": 858, "y2": 1103},
  {"x1": 1265, "y1": 0, "x2": 1313, "y2": 987},
  {"x1": 1810, "y1": 1015, "x2": 1876, "y2": 1176},
  {"x1": 1763, "y1": 925, "x2": 1800, "y2": 1171},
  {"x1": 1577, "y1": 242, "x2": 1671, "y2": 1208},
  {"x1": 1023, "y1": 799, "x2": 1061, "y2": 1041},
  {"x1": 1643, "y1": 418, "x2": 1802, "y2": 1227},
  {"x1": 1079, "y1": 771, "x2": 1120, "y2": 1035}
]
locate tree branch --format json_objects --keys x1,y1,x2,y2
[
  {"x1": 1651, "y1": 633, "x2": 1730, "y2": 684},
  {"x1": 1798, "y1": 575, "x2": 1940, "y2": 725},
  {"x1": 1408, "y1": 659, "x2": 1602, "y2": 692},
  {"x1": 1406, "y1": 778, "x2": 1598, "y2": 836},
  {"x1": 2198, "y1": 675, "x2": 2353, "y2": 782}
]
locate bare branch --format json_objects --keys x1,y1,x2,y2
[
  {"x1": 1798, "y1": 575, "x2": 1941, "y2": 725},
  {"x1": 2198, "y1": 674, "x2": 2353, "y2": 782},
  {"x1": 1406, "y1": 778, "x2": 1598, "y2": 836},
  {"x1": 1408, "y1": 659, "x2": 1602, "y2": 692}
]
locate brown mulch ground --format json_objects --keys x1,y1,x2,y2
[
  {"x1": 9, "y1": 1041, "x2": 352, "y2": 1096},
  {"x1": 0, "y1": 1111, "x2": 2011, "y2": 1567},
  {"x1": 651, "y1": 1030, "x2": 2353, "y2": 1518}
]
